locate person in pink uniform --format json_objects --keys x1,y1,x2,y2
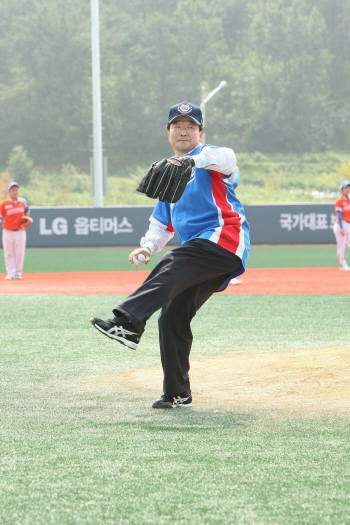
[
  {"x1": 0, "y1": 182, "x2": 32, "y2": 279},
  {"x1": 333, "y1": 180, "x2": 350, "y2": 271}
]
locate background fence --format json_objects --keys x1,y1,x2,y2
[{"x1": 0, "y1": 204, "x2": 336, "y2": 248}]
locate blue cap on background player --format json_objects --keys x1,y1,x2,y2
[
  {"x1": 340, "y1": 180, "x2": 350, "y2": 190},
  {"x1": 167, "y1": 101, "x2": 203, "y2": 128},
  {"x1": 8, "y1": 181, "x2": 19, "y2": 190}
]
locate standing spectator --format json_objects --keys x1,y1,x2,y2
[
  {"x1": 228, "y1": 166, "x2": 240, "y2": 189},
  {"x1": 91, "y1": 100, "x2": 250, "y2": 409},
  {"x1": 333, "y1": 180, "x2": 350, "y2": 271},
  {"x1": 228, "y1": 167, "x2": 243, "y2": 285},
  {"x1": 0, "y1": 182, "x2": 32, "y2": 279}
]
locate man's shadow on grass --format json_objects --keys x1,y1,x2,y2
[{"x1": 131, "y1": 408, "x2": 256, "y2": 431}]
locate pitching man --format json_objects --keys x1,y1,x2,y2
[
  {"x1": 0, "y1": 181, "x2": 33, "y2": 280},
  {"x1": 91, "y1": 101, "x2": 250, "y2": 409}
]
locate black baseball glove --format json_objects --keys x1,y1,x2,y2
[{"x1": 136, "y1": 156, "x2": 195, "y2": 203}]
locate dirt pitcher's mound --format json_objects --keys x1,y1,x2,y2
[{"x1": 113, "y1": 346, "x2": 350, "y2": 412}]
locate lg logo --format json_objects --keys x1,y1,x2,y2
[{"x1": 39, "y1": 217, "x2": 68, "y2": 235}]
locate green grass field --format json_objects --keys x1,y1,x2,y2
[
  {"x1": 1, "y1": 245, "x2": 350, "y2": 524},
  {"x1": 0, "y1": 244, "x2": 340, "y2": 273}
]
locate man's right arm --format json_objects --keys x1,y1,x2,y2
[
  {"x1": 129, "y1": 205, "x2": 175, "y2": 266},
  {"x1": 140, "y1": 216, "x2": 175, "y2": 254}
]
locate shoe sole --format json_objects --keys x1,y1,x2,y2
[
  {"x1": 90, "y1": 320, "x2": 138, "y2": 349},
  {"x1": 152, "y1": 402, "x2": 192, "y2": 409}
]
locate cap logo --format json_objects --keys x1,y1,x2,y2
[{"x1": 177, "y1": 103, "x2": 192, "y2": 115}]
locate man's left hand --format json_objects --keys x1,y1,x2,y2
[{"x1": 136, "y1": 156, "x2": 194, "y2": 203}]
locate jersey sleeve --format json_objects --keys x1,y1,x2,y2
[
  {"x1": 191, "y1": 146, "x2": 236, "y2": 176},
  {"x1": 20, "y1": 198, "x2": 29, "y2": 213},
  {"x1": 336, "y1": 209, "x2": 343, "y2": 228},
  {"x1": 232, "y1": 169, "x2": 241, "y2": 188},
  {"x1": 335, "y1": 197, "x2": 343, "y2": 212},
  {"x1": 335, "y1": 197, "x2": 344, "y2": 227},
  {"x1": 151, "y1": 200, "x2": 173, "y2": 228},
  {"x1": 230, "y1": 169, "x2": 240, "y2": 188},
  {"x1": 140, "y1": 201, "x2": 175, "y2": 253}
]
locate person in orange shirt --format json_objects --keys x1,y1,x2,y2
[
  {"x1": 333, "y1": 180, "x2": 350, "y2": 271},
  {"x1": 0, "y1": 182, "x2": 32, "y2": 279}
]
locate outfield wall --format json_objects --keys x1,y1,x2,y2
[{"x1": 0, "y1": 204, "x2": 336, "y2": 248}]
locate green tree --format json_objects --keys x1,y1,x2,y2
[
  {"x1": 0, "y1": 0, "x2": 91, "y2": 165},
  {"x1": 7, "y1": 145, "x2": 34, "y2": 185},
  {"x1": 237, "y1": 0, "x2": 331, "y2": 152},
  {"x1": 0, "y1": 0, "x2": 350, "y2": 169}
]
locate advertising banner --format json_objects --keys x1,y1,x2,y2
[
  {"x1": 245, "y1": 203, "x2": 335, "y2": 244},
  {"x1": 0, "y1": 204, "x2": 336, "y2": 247}
]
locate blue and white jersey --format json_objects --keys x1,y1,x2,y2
[{"x1": 141, "y1": 144, "x2": 250, "y2": 290}]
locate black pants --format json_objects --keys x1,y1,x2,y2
[{"x1": 114, "y1": 239, "x2": 243, "y2": 395}]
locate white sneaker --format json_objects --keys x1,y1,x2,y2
[
  {"x1": 340, "y1": 263, "x2": 350, "y2": 271},
  {"x1": 5, "y1": 275, "x2": 14, "y2": 280},
  {"x1": 15, "y1": 273, "x2": 22, "y2": 279},
  {"x1": 229, "y1": 278, "x2": 243, "y2": 285}
]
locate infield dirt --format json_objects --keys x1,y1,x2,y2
[{"x1": 1, "y1": 267, "x2": 350, "y2": 294}]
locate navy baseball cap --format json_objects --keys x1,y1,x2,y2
[
  {"x1": 8, "y1": 181, "x2": 19, "y2": 190},
  {"x1": 167, "y1": 101, "x2": 203, "y2": 127},
  {"x1": 340, "y1": 180, "x2": 350, "y2": 189}
]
